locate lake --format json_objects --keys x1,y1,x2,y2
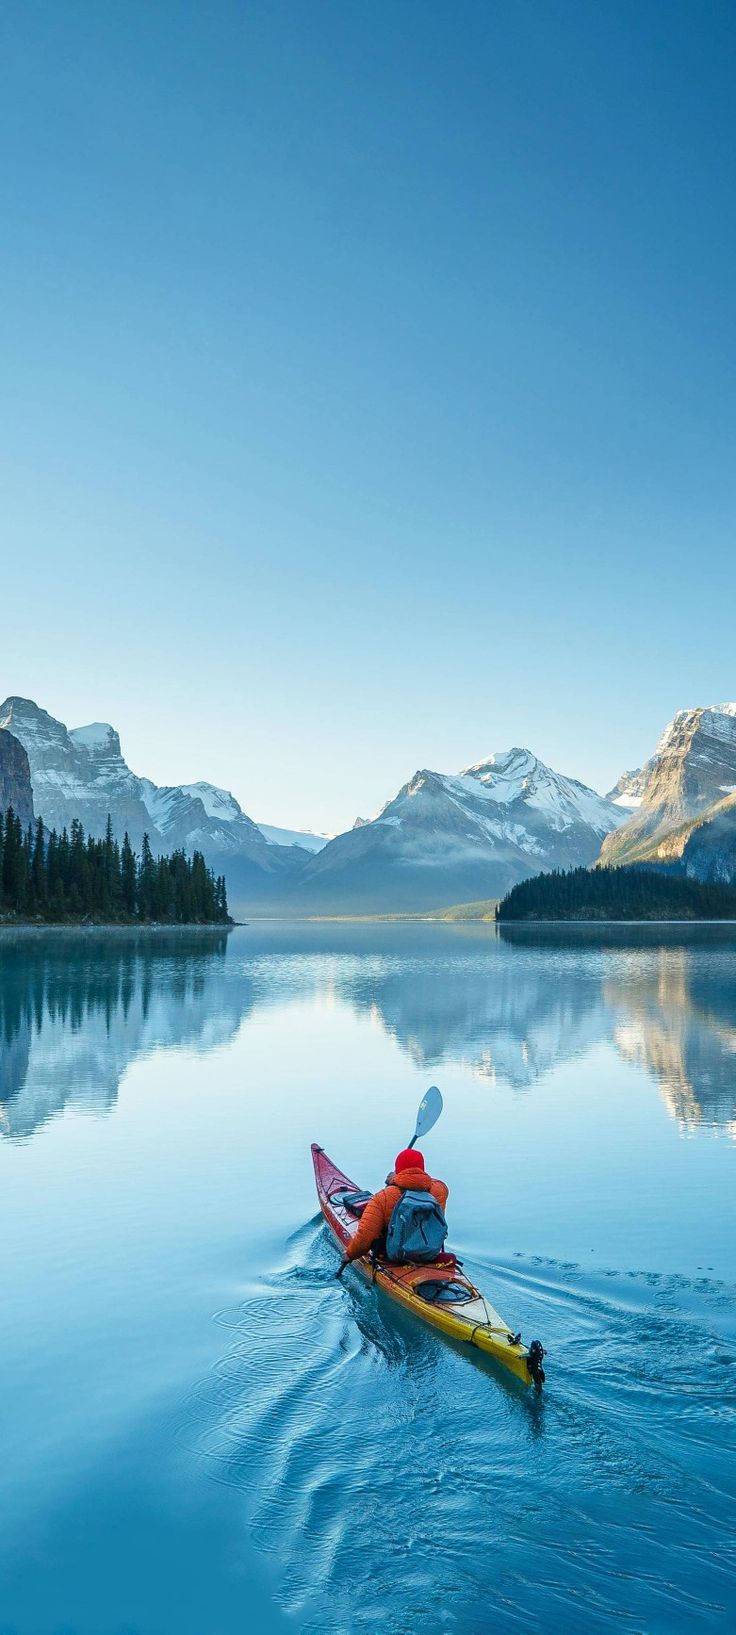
[{"x1": 1, "y1": 922, "x2": 734, "y2": 1633}]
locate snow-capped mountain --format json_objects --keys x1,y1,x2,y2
[
  {"x1": 464, "y1": 748, "x2": 622, "y2": 832},
  {"x1": 15, "y1": 686, "x2": 736, "y2": 914},
  {"x1": 600, "y1": 704, "x2": 736, "y2": 873},
  {"x1": 0, "y1": 700, "x2": 153, "y2": 846},
  {"x1": 138, "y1": 777, "x2": 271, "y2": 859},
  {"x1": 292, "y1": 747, "x2": 627, "y2": 913},
  {"x1": 0, "y1": 699, "x2": 310, "y2": 894}
]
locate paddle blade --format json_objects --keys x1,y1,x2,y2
[{"x1": 411, "y1": 1085, "x2": 443, "y2": 1145}]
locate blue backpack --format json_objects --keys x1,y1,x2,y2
[{"x1": 385, "y1": 1188, "x2": 447, "y2": 1264}]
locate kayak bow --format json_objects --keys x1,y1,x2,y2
[{"x1": 312, "y1": 1143, "x2": 545, "y2": 1391}]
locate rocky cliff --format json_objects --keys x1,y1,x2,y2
[
  {"x1": 0, "y1": 729, "x2": 34, "y2": 828},
  {"x1": 680, "y1": 792, "x2": 736, "y2": 884},
  {"x1": 605, "y1": 768, "x2": 646, "y2": 808},
  {"x1": 600, "y1": 705, "x2": 736, "y2": 871},
  {"x1": 0, "y1": 700, "x2": 152, "y2": 846}
]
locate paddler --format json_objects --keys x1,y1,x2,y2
[{"x1": 335, "y1": 1148, "x2": 449, "y2": 1274}]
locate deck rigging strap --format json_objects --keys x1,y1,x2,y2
[{"x1": 470, "y1": 1322, "x2": 517, "y2": 1344}]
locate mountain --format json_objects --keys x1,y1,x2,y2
[
  {"x1": 600, "y1": 705, "x2": 736, "y2": 878},
  {"x1": 139, "y1": 776, "x2": 270, "y2": 858},
  {"x1": 0, "y1": 729, "x2": 34, "y2": 829},
  {"x1": 138, "y1": 776, "x2": 314, "y2": 906},
  {"x1": 606, "y1": 768, "x2": 646, "y2": 809},
  {"x1": 0, "y1": 701, "x2": 153, "y2": 847},
  {"x1": 0, "y1": 698, "x2": 308, "y2": 901},
  {"x1": 290, "y1": 748, "x2": 626, "y2": 913}
]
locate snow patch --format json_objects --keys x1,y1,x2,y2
[
  {"x1": 257, "y1": 823, "x2": 330, "y2": 853},
  {"x1": 180, "y1": 781, "x2": 244, "y2": 822},
  {"x1": 70, "y1": 723, "x2": 116, "y2": 752}
]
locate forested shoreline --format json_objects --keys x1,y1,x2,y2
[
  {"x1": 0, "y1": 807, "x2": 230, "y2": 925},
  {"x1": 497, "y1": 864, "x2": 736, "y2": 921}
]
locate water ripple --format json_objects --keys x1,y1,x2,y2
[{"x1": 181, "y1": 1234, "x2": 736, "y2": 1633}]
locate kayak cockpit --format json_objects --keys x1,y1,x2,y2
[
  {"x1": 328, "y1": 1188, "x2": 371, "y2": 1215},
  {"x1": 414, "y1": 1278, "x2": 476, "y2": 1305}
]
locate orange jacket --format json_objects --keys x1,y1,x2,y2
[{"x1": 345, "y1": 1166, "x2": 449, "y2": 1262}]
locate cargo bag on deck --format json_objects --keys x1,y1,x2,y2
[{"x1": 385, "y1": 1189, "x2": 448, "y2": 1264}]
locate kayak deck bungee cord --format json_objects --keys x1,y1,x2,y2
[{"x1": 312, "y1": 1143, "x2": 545, "y2": 1391}]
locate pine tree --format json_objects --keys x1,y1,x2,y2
[
  {"x1": 31, "y1": 818, "x2": 46, "y2": 911},
  {"x1": 138, "y1": 833, "x2": 156, "y2": 920},
  {"x1": 68, "y1": 819, "x2": 88, "y2": 915},
  {"x1": 2, "y1": 809, "x2": 24, "y2": 907},
  {"x1": 121, "y1": 833, "x2": 137, "y2": 916}
]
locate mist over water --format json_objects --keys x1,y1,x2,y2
[{"x1": 1, "y1": 923, "x2": 735, "y2": 1632}]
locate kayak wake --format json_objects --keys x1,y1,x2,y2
[{"x1": 182, "y1": 1239, "x2": 735, "y2": 1635}]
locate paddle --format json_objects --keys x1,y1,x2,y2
[
  {"x1": 407, "y1": 1084, "x2": 443, "y2": 1149},
  {"x1": 334, "y1": 1086, "x2": 444, "y2": 1277}
]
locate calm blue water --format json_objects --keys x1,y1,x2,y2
[{"x1": 1, "y1": 922, "x2": 735, "y2": 1634}]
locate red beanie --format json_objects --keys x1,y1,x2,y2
[{"x1": 395, "y1": 1148, "x2": 424, "y2": 1174}]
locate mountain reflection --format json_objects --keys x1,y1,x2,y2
[
  {"x1": 0, "y1": 930, "x2": 238, "y2": 1140},
  {"x1": 340, "y1": 953, "x2": 607, "y2": 1087},
  {"x1": 340, "y1": 927, "x2": 736, "y2": 1129},
  {"x1": 2, "y1": 925, "x2": 735, "y2": 1141},
  {"x1": 498, "y1": 925, "x2": 736, "y2": 1132},
  {"x1": 605, "y1": 950, "x2": 736, "y2": 1131}
]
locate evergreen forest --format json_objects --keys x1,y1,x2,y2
[
  {"x1": 0, "y1": 808, "x2": 230, "y2": 924},
  {"x1": 496, "y1": 864, "x2": 736, "y2": 921}
]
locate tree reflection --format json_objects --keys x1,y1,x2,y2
[{"x1": 0, "y1": 929, "x2": 237, "y2": 1140}]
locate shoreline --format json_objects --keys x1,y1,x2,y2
[
  {"x1": 0, "y1": 920, "x2": 234, "y2": 937},
  {"x1": 3, "y1": 914, "x2": 736, "y2": 932},
  {"x1": 227, "y1": 913, "x2": 736, "y2": 926}
]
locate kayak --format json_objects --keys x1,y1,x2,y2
[{"x1": 312, "y1": 1143, "x2": 545, "y2": 1391}]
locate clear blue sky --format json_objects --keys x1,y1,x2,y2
[{"x1": 2, "y1": 1, "x2": 734, "y2": 832}]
